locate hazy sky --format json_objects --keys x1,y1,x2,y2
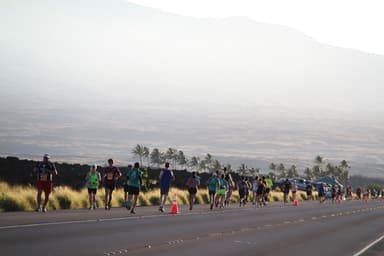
[{"x1": 128, "y1": 0, "x2": 384, "y2": 55}]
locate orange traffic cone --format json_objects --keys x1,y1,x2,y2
[
  {"x1": 169, "y1": 193, "x2": 179, "y2": 214},
  {"x1": 293, "y1": 195, "x2": 299, "y2": 206}
]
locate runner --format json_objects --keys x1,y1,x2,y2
[
  {"x1": 256, "y1": 178, "x2": 266, "y2": 207},
  {"x1": 33, "y1": 154, "x2": 58, "y2": 212},
  {"x1": 85, "y1": 164, "x2": 101, "y2": 210},
  {"x1": 291, "y1": 180, "x2": 298, "y2": 202},
  {"x1": 356, "y1": 187, "x2": 362, "y2": 200},
  {"x1": 318, "y1": 182, "x2": 325, "y2": 203},
  {"x1": 346, "y1": 185, "x2": 353, "y2": 200},
  {"x1": 251, "y1": 176, "x2": 259, "y2": 205},
  {"x1": 238, "y1": 176, "x2": 248, "y2": 207},
  {"x1": 103, "y1": 159, "x2": 121, "y2": 210},
  {"x1": 331, "y1": 185, "x2": 337, "y2": 203},
  {"x1": 306, "y1": 182, "x2": 313, "y2": 201},
  {"x1": 283, "y1": 179, "x2": 291, "y2": 203},
  {"x1": 215, "y1": 174, "x2": 228, "y2": 208},
  {"x1": 264, "y1": 176, "x2": 273, "y2": 203},
  {"x1": 244, "y1": 177, "x2": 252, "y2": 204},
  {"x1": 186, "y1": 171, "x2": 200, "y2": 210},
  {"x1": 123, "y1": 164, "x2": 133, "y2": 205},
  {"x1": 224, "y1": 168, "x2": 234, "y2": 207},
  {"x1": 207, "y1": 173, "x2": 220, "y2": 210},
  {"x1": 158, "y1": 162, "x2": 175, "y2": 212},
  {"x1": 125, "y1": 162, "x2": 143, "y2": 214}
]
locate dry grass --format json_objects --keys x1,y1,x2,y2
[{"x1": 0, "y1": 182, "x2": 354, "y2": 212}]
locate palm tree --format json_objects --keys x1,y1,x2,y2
[
  {"x1": 150, "y1": 148, "x2": 162, "y2": 168},
  {"x1": 304, "y1": 167, "x2": 313, "y2": 180},
  {"x1": 188, "y1": 156, "x2": 200, "y2": 171},
  {"x1": 269, "y1": 163, "x2": 276, "y2": 171},
  {"x1": 339, "y1": 160, "x2": 350, "y2": 185},
  {"x1": 177, "y1": 150, "x2": 188, "y2": 169},
  {"x1": 204, "y1": 153, "x2": 213, "y2": 171},
  {"x1": 314, "y1": 155, "x2": 325, "y2": 177},
  {"x1": 287, "y1": 165, "x2": 298, "y2": 178},
  {"x1": 198, "y1": 160, "x2": 206, "y2": 171},
  {"x1": 237, "y1": 163, "x2": 248, "y2": 176},
  {"x1": 212, "y1": 159, "x2": 221, "y2": 173},
  {"x1": 132, "y1": 144, "x2": 145, "y2": 167},
  {"x1": 165, "y1": 148, "x2": 178, "y2": 169},
  {"x1": 143, "y1": 146, "x2": 150, "y2": 167},
  {"x1": 276, "y1": 163, "x2": 286, "y2": 178}
]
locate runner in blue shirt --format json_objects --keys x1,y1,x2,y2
[{"x1": 158, "y1": 162, "x2": 175, "y2": 212}]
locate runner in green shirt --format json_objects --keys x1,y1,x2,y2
[
  {"x1": 85, "y1": 164, "x2": 101, "y2": 210},
  {"x1": 264, "y1": 176, "x2": 273, "y2": 203},
  {"x1": 125, "y1": 162, "x2": 143, "y2": 214}
]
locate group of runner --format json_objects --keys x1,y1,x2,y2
[
  {"x1": 33, "y1": 154, "x2": 380, "y2": 214},
  {"x1": 33, "y1": 155, "x2": 175, "y2": 214}
]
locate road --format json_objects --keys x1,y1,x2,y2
[{"x1": 1, "y1": 200, "x2": 384, "y2": 256}]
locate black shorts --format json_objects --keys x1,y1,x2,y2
[
  {"x1": 160, "y1": 186, "x2": 170, "y2": 195},
  {"x1": 319, "y1": 191, "x2": 324, "y2": 197},
  {"x1": 239, "y1": 189, "x2": 247, "y2": 198},
  {"x1": 127, "y1": 186, "x2": 140, "y2": 195},
  {"x1": 124, "y1": 184, "x2": 130, "y2": 193},
  {"x1": 88, "y1": 188, "x2": 97, "y2": 194},
  {"x1": 104, "y1": 180, "x2": 116, "y2": 191},
  {"x1": 188, "y1": 187, "x2": 197, "y2": 195},
  {"x1": 209, "y1": 190, "x2": 216, "y2": 196}
]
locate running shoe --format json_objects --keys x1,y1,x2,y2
[
  {"x1": 130, "y1": 209, "x2": 136, "y2": 214},
  {"x1": 126, "y1": 201, "x2": 132, "y2": 211},
  {"x1": 36, "y1": 207, "x2": 42, "y2": 212},
  {"x1": 42, "y1": 207, "x2": 47, "y2": 213},
  {"x1": 159, "y1": 206, "x2": 164, "y2": 212}
]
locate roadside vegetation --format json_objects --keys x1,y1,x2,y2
[{"x1": 0, "y1": 181, "x2": 314, "y2": 212}]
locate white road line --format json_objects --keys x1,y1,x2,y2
[
  {"x1": 0, "y1": 219, "x2": 98, "y2": 230},
  {"x1": 352, "y1": 234, "x2": 384, "y2": 256}
]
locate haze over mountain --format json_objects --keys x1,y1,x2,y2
[{"x1": 1, "y1": 0, "x2": 384, "y2": 177}]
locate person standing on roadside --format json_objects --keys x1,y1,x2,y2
[
  {"x1": 85, "y1": 164, "x2": 101, "y2": 210},
  {"x1": 34, "y1": 154, "x2": 58, "y2": 212},
  {"x1": 158, "y1": 162, "x2": 175, "y2": 212},
  {"x1": 186, "y1": 171, "x2": 200, "y2": 210},
  {"x1": 125, "y1": 162, "x2": 143, "y2": 214},
  {"x1": 103, "y1": 158, "x2": 121, "y2": 210}
]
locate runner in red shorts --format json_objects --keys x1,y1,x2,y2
[{"x1": 33, "y1": 154, "x2": 58, "y2": 212}]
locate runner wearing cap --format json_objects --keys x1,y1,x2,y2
[
  {"x1": 85, "y1": 164, "x2": 101, "y2": 210},
  {"x1": 33, "y1": 154, "x2": 58, "y2": 212}
]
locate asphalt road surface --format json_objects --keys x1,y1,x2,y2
[{"x1": 1, "y1": 200, "x2": 384, "y2": 256}]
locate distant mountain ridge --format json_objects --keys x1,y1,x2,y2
[{"x1": 0, "y1": 0, "x2": 384, "y2": 178}]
